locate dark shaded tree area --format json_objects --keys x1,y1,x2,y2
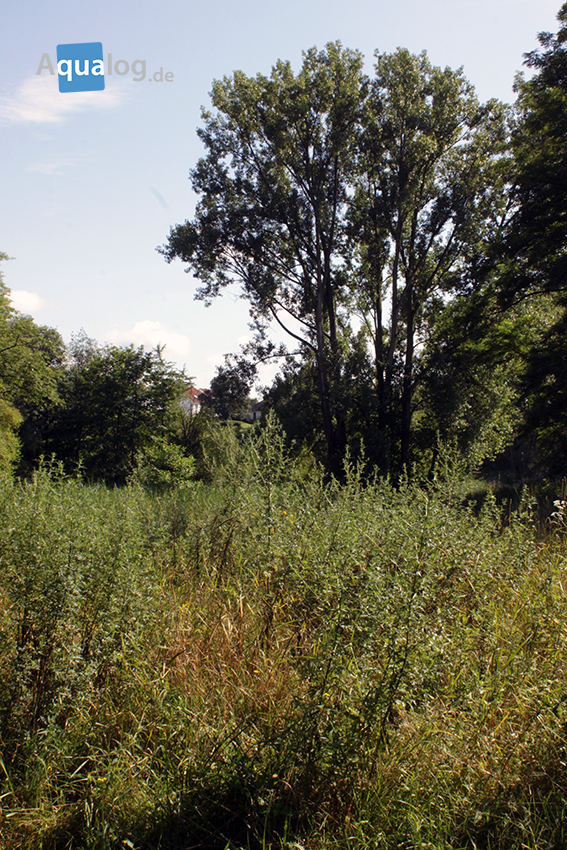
[
  {"x1": 498, "y1": 4, "x2": 567, "y2": 306},
  {"x1": 21, "y1": 333, "x2": 187, "y2": 485},
  {"x1": 200, "y1": 356, "x2": 257, "y2": 420},
  {"x1": 491, "y1": 1, "x2": 567, "y2": 480}
]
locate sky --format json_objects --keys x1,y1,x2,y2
[{"x1": 0, "y1": 0, "x2": 563, "y2": 389}]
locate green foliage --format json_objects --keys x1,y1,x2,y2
[
  {"x1": 521, "y1": 306, "x2": 567, "y2": 476},
  {"x1": 161, "y1": 42, "x2": 367, "y2": 475},
  {"x1": 133, "y1": 436, "x2": 196, "y2": 492},
  {"x1": 0, "y1": 396, "x2": 22, "y2": 472},
  {"x1": 498, "y1": 2, "x2": 567, "y2": 304},
  {"x1": 263, "y1": 356, "x2": 326, "y2": 459},
  {"x1": 163, "y1": 44, "x2": 511, "y2": 479},
  {"x1": 410, "y1": 291, "x2": 557, "y2": 478},
  {"x1": 35, "y1": 333, "x2": 186, "y2": 485},
  {"x1": 0, "y1": 469, "x2": 160, "y2": 791},
  {"x1": 352, "y1": 49, "x2": 511, "y2": 476},
  {"x1": 1, "y1": 417, "x2": 567, "y2": 849},
  {"x1": 203, "y1": 356, "x2": 257, "y2": 420},
  {"x1": 0, "y1": 253, "x2": 65, "y2": 475},
  {"x1": 0, "y1": 254, "x2": 20, "y2": 474},
  {"x1": 490, "y1": 3, "x2": 567, "y2": 478}
]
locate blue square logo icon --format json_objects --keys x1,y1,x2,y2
[{"x1": 56, "y1": 42, "x2": 105, "y2": 93}]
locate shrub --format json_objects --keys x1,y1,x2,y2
[{"x1": 133, "y1": 437, "x2": 196, "y2": 493}]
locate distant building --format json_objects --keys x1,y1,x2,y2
[
  {"x1": 243, "y1": 401, "x2": 263, "y2": 423},
  {"x1": 179, "y1": 386, "x2": 208, "y2": 415}
]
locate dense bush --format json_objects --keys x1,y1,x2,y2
[
  {"x1": 0, "y1": 419, "x2": 566, "y2": 849},
  {"x1": 132, "y1": 437, "x2": 196, "y2": 493}
]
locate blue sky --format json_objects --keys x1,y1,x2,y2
[{"x1": 0, "y1": 0, "x2": 562, "y2": 387}]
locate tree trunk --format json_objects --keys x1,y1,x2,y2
[
  {"x1": 314, "y1": 229, "x2": 339, "y2": 476},
  {"x1": 382, "y1": 216, "x2": 403, "y2": 473},
  {"x1": 400, "y1": 284, "x2": 415, "y2": 476}
]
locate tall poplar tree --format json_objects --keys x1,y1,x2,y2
[
  {"x1": 163, "y1": 45, "x2": 508, "y2": 476},
  {"x1": 350, "y1": 49, "x2": 510, "y2": 473},
  {"x1": 161, "y1": 43, "x2": 365, "y2": 476}
]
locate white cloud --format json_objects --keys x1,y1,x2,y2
[
  {"x1": 28, "y1": 159, "x2": 81, "y2": 175},
  {"x1": 106, "y1": 321, "x2": 191, "y2": 359},
  {"x1": 40, "y1": 205, "x2": 71, "y2": 217},
  {"x1": 28, "y1": 161, "x2": 69, "y2": 175},
  {"x1": 0, "y1": 74, "x2": 124, "y2": 125},
  {"x1": 9, "y1": 289, "x2": 45, "y2": 313},
  {"x1": 28, "y1": 149, "x2": 93, "y2": 175}
]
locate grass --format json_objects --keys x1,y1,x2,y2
[{"x1": 0, "y1": 423, "x2": 566, "y2": 849}]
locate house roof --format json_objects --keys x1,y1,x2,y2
[{"x1": 184, "y1": 387, "x2": 209, "y2": 402}]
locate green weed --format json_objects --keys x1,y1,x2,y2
[{"x1": 1, "y1": 419, "x2": 566, "y2": 848}]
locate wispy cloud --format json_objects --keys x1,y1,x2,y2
[
  {"x1": 0, "y1": 74, "x2": 124, "y2": 125},
  {"x1": 28, "y1": 152, "x2": 91, "y2": 175},
  {"x1": 40, "y1": 204, "x2": 71, "y2": 218},
  {"x1": 106, "y1": 321, "x2": 191, "y2": 360},
  {"x1": 9, "y1": 289, "x2": 45, "y2": 314},
  {"x1": 28, "y1": 161, "x2": 70, "y2": 175}
]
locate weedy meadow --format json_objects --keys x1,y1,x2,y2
[{"x1": 1, "y1": 417, "x2": 566, "y2": 849}]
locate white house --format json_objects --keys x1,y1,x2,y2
[{"x1": 179, "y1": 386, "x2": 208, "y2": 415}]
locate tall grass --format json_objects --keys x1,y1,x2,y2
[{"x1": 0, "y1": 421, "x2": 566, "y2": 849}]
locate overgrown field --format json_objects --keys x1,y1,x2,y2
[{"x1": 1, "y1": 423, "x2": 566, "y2": 849}]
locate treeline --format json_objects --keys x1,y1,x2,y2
[
  {"x1": 0, "y1": 277, "x2": 200, "y2": 485},
  {"x1": 163, "y1": 3, "x2": 567, "y2": 483}
]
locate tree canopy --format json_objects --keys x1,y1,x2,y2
[
  {"x1": 489, "y1": 2, "x2": 567, "y2": 477},
  {"x1": 162, "y1": 44, "x2": 510, "y2": 477},
  {"x1": 0, "y1": 254, "x2": 65, "y2": 473},
  {"x1": 35, "y1": 333, "x2": 187, "y2": 485},
  {"x1": 497, "y1": 2, "x2": 567, "y2": 305},
  {"x1": 162, "y1": 43, "x2": 366, "y2": 474}
]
